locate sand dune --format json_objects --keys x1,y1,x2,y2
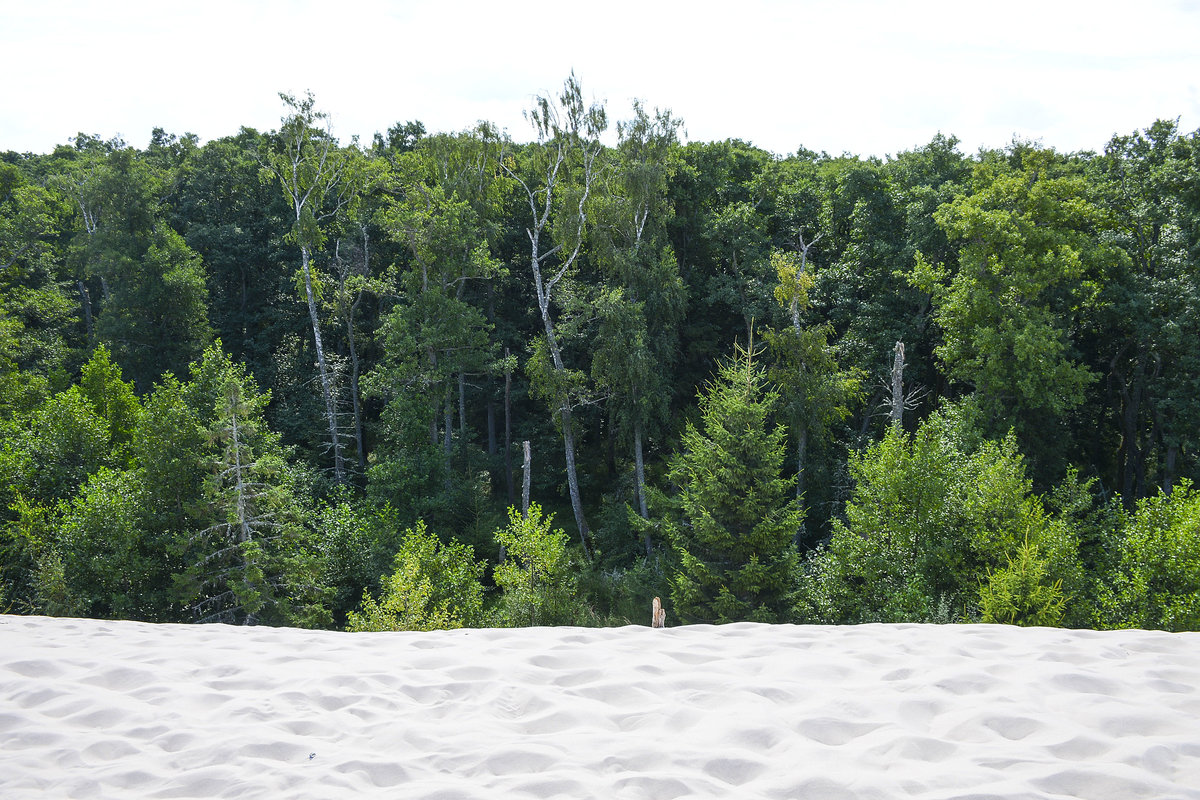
[{"x1": 2, "y1": 615, "x2": 1199, "y2": 799}]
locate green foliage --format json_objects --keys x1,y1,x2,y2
[
  {"x1": 662, "y1": 340, "x2": 802, "y2": 623},
  {"x1": 0, "y1": 496, "x2": 62, "y2": 613},
  {"x1": 914, "y1": 146, "x2": 1120, "y2": 449},
  {"x1": 9, "y1": 344, "x2": 141, "y2": 511},
  {"x1": 176, "y1": 345, "x2": 330, "y2": 627},
  {"x1": 1101, "y1": 481, "x2": 1200, "y2": 631},
  {"x1": 576, "y1": 553, "x2": 673, "y2": 626},
  {"x1": 55, "y1": 466, "x2": 177, "y2": 620},
  {"x1": 9, "y1": 99, "x2": 1200, "y2": 635},
  {"x1": 347, "y1": 520, "x2": 485, "y2": 632},
  {"x1": 1090, "y1": 120, "x2": 1200, "y2": 499},
  {"x1": 979, "y1": 539, "x2": 1068, "y2": 626},
  {"x1": 492, "y1": 504, "x2": 584, "y2": 626},
  {"x1": 78, "y1": 345, "x2": 142, "y2": 462},
  {"x1": 319, "y1": 498, "x2": 404, "y2": 626},
  {"x1": 94, "y1": 223, "x2": 212, "y2": 392},
  {"x1": 800, "y1": 412, "x2": 1084, "y2": 625},
  {"x1": 20, "y1": 387, "x2": 112, "y2": 503}
]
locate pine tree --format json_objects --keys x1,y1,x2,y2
[
  {"x1": 177, "y1": 347, "x2": 329, "y2": 626},
  {"x1": 664, "y1": 338, "x2": 802, "y2": 623}
]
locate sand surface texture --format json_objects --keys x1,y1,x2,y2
[{"x1": 2, "y1": 616, "x2": 1199, "y2": 799}]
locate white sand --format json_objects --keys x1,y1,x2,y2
[{"x1": 2, "y1": 616, "x2": 1198, "y2": 799}]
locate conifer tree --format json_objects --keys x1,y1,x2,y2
[
  {"x1": 664, "y1": 338, "x2": 802, "y2": 623},
  {"x1": 177, "y1": 347, "x2": 328, "y2": 626}
]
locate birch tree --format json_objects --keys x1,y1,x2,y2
[
  {"x1": 262, "y1": 92, "x2": 358, "y2": 483},
  {"x1": 501, "y1": 73, "x2": 606, "y2": 557}
]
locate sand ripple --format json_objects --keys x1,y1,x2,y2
[{"x1": 1, "y1": 616, "x2": 1198, "y2": 798}]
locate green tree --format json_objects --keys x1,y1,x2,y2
[
  {"x1": 372, "y1": 129, "x2": 501, "y2": 480},
  {"x1": 765, "y1": 242, "x2": 864, "y2": 543},
  {"x1": 801, "y1": 411, "x2": 1085, "y2": 625},
  {"x1": 1101, "y1": 480, "x2": 1200, "y2": 631},
  {"x1": 591, "y1": 102, "x2": 686, "y2": 542},
  {"x1": 14, "y1": 352, "x2": 136, "y2": 506},
  {"x1": 176, "y1": 345, "x2": 329, "y2": 626},
  {"x1": 0, "y1": 162, "x2": 74, "y2": 412},
  {"x1": 262, "y1": 92, "x2": 360, "y2": 483},
  {"x1": 912, "y1": 146, "x2": 1121, "y2": 463},
  {"x1": 662, "y1": 339, "x2": 802, "y2": 623},
  {"x1": 1, "y1": 348, "x2": 145, "y2": 614},
  {"x1": 54, "y1": 466, "x2": 175, "y2": 620},
  {"x1": 347, "y1": 520, "x2": 485, "y2": 632},
  {"x1": 94, "y1": 222, "x2": 211, "y2": 392},
  {"x1": 500, "y1": 73, "x2": 607, "y2": 556},
  {"x1": 318, "y1": 498, "x2": 404, "y2": 626},
  {"x1": 979, "y1": 538, "x2": 1068, "y2": 627},
  {"x1": 1090, "y1": 121, "x2": 1200, "y2": 500},
  {"x1": 493, "y1": 504, "x2": 583, "y2": 626}
]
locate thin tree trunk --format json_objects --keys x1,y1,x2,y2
[
  {"x1": 534, "y1": 295, "x2": 590, "y2": 552},
  {"x1": 458, "y1": 372, "x2": 467, "y2": 452},
  {"x1": 346, "y1": 309, "x2": 365, "y2": 473},
  {"x1": 443, "y1": 390, "x2": 453, "y2": 461},
  {"x1": 795, "y1": 423, "x2": 808, "y2": 545},
  {"x1": 521, "y1": 440, "x2": 532, "y2": 516},
  {"x1": 428, "y1": 346, "x2": 440, "y2": 447},
  {"x1": 486, "y1": 285, "x2": 498, "y2": 458},
  {"x1": 890, "y1": 341, "x2": 905, "y2": 429},
  {"x1": 347, "y1": 230, "x2": 368, "y2": 473},
  {"x1": 1116, "y1": 350, "x2": 1146, "y2": 501},
  {"x1": 301, "y1": 244, "x2": 345, "y2": 483},
  {"x1": 510, "y1": 118, "x2": 599, "y2": 556},
  {"x1": 505, "y1": 352, "x2": 514, "y2": 504},
  {"x1": 560, "y1": 406, "x2": 591, "y2": 559},
  {"x1": 77, "y1": 279, "x2": 93, "y2": 339},
  {"x1": 486, "y1": 383, "x2": 497, "y2": 457},
  {"x1": 226, "y1": 389, "x2": 255, "y2": 626},
  {"x1": 634, "y1": 423, "x2": 651, "y2": 557},
  {"x1": 1164, "y1": 443, "x2": 1179, "y2": 495}
]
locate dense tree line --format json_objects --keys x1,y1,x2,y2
[{"x1": 2, "y1": 79, "x2": 1199, "y2": 631}]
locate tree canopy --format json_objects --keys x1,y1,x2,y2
[{"x1": 3, "y1": 87, "x2": 1200, "y2": 633}]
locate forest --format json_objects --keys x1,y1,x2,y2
[{"x1": 2, "y1": 76, "x2": 1199, "y2": 632}]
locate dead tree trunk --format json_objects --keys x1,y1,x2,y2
[
  {"x1": 890, "y1": 341, "x2": 906, "y2": 429},
  {"x1": 301, "y1": 242, "x2": 346, "y2": 482},
  {"x1": 521, "y1": 441, "x2": 532, "y2": 517},
  {"x1": 505, "y1": 349, "x2": 514, "y2": 505}
]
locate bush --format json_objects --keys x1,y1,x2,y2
[
  {"x1": 492, "y1": 504, "x2": 585, "y2": 626},
  {"x1": 1101, "y1": 481, "x2": 1200, "y2": 632},
  {"x1": 347, "y1": 521, "x2": 485, "y2": 632},
  {"x1": 798, "y1": 411, "x2": 1084, "y2": 625},
  {"x1": 979, "y1": 539, "x2": 1068, "y2": 626}
]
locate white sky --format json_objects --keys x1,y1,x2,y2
[{"x1": 3, "y1": 0, "x2": 1199, "y2": 158}]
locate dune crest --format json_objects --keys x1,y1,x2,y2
[{"x1": 2, "y1": 616, "x2": 1198, "y2": 799}]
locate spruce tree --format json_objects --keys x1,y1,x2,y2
[
  {"x1": 176, "y1": 346, "x2": 329, "y2": 627},
  {"x1": 664, "y1": 339, "x2": 802, "y2": 623}
]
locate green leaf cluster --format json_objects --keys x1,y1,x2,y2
[{"x1": 348, "y1": 520, "x2": 485, "y2": 632}]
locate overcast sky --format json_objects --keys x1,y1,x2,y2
[{"x1": 3, "y1": 0, "x2": 1199, "y2": 159}]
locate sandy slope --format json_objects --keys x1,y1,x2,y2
[{"x1": 2, "y1": 615, "x2": 1199, "y2": 799}]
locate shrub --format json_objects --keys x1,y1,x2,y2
[
  {"x1": 492, "y1": 504, "x2": 584, "y2": 626},
  {"x1": 1101, "y1": 481, "x2": 1200, "y2": 632},
  {"x1": 348, "y1": 521, "x2": 485, "y2": 632},
  {"x1": 979, "y1": 539, "x2": 1068, "y2": 626}
]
